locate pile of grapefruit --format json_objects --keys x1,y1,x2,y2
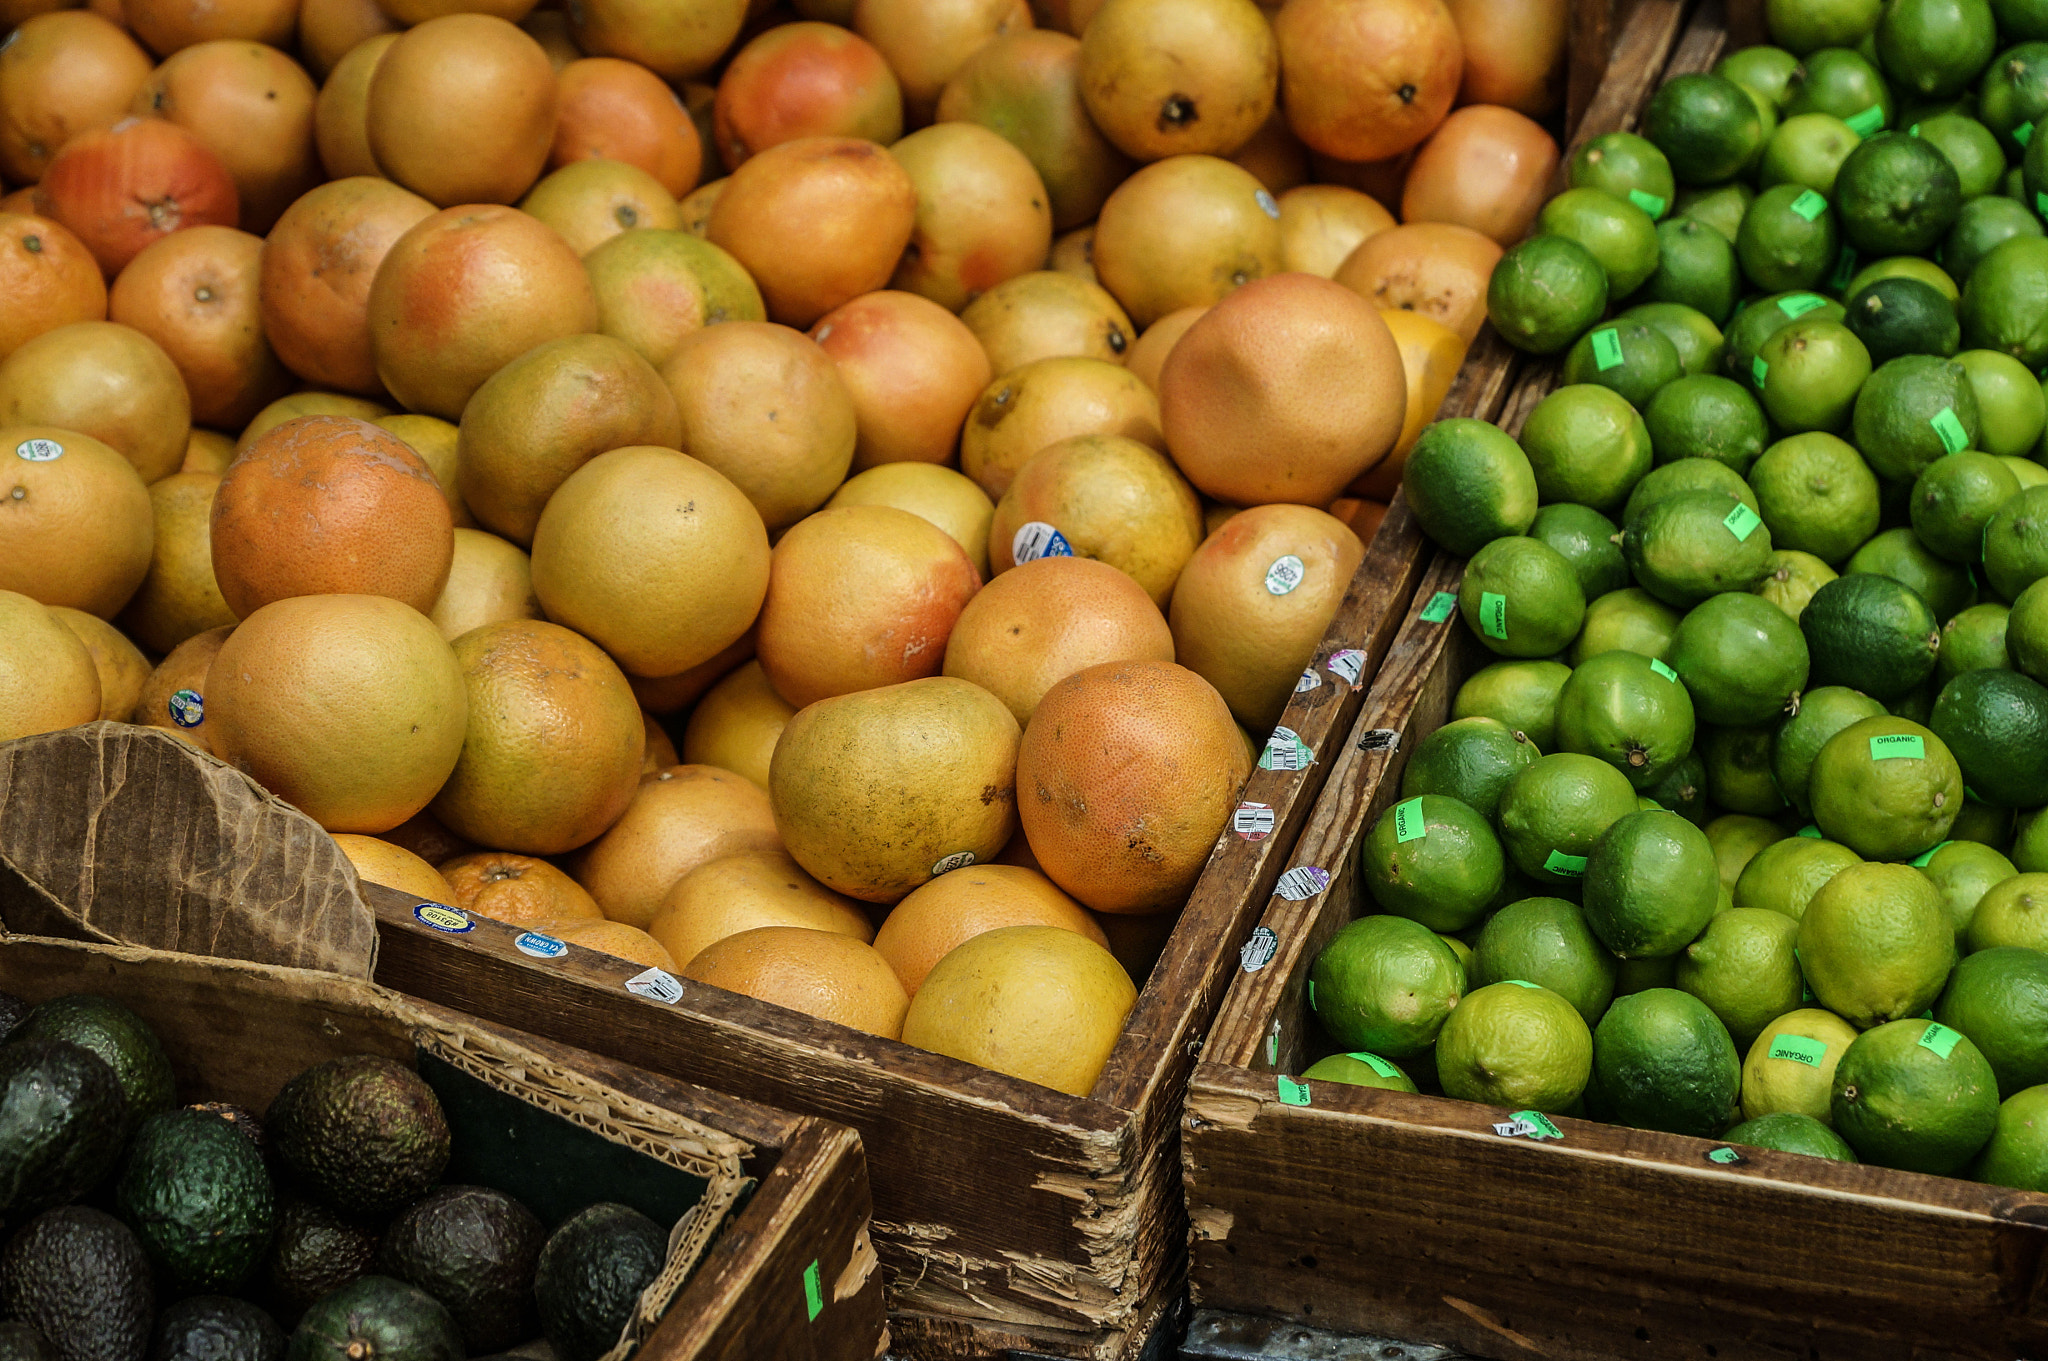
[{"x1": 0, "y1": 0, "x2": 1564, "y2": 1096}]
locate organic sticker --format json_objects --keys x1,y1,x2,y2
[
  {"x1": 931, "y1": 851, "x2": 977, "y2": 876},
  {"x1": 1232, "y1": 801, "x2": 1276, "y2": 841},
  {"x1": 1239, "y1": 925, "x2": 1278, "y2": 972},
  {"x1": 1790, "y1": 190, "x2": 1828, "y2": 221},
  {"x1": 2037, "y1": 192, "x2": 2048, "y2": 221},
  {"x1": 1502, "y1": 979, "x2": 1541, "y2": 989},
  {"x1": 1769, "y1": 1033, "x2": 1827, "y2": 1067},
  {"x1": 1919, "y1": 1022, "x2": 1962, "y2": 1059},
  {"x1": 1265, "y1": 554, "x2": 1306, "y2": 595},
  {"x1": 13, "y1": 438, "x2": 61, "y2": 462},
  {"x1": 1274, "y1": 866, "x2": 1331, "y2": 901},
  {"x1": 1326, "y1": 648, "x2": 1366, "y2": 685},
  {"x1": 1723, "y1": 502, "x2": 1763, "y2": 542},
  {"x1": 167, "y1": 689, "x2": 204, "y2": 728},
  {"x1": 1011, "y1": 521, "x2": 1073, "y2": 565},
  {"x1": 1308, "y1": 979, "x2": 1316, "y2": 1010},
  {"x1": 1590, "y1": 328, "x2": 1625, "y2": 371},
  {"x1": 1392, "y1": 797, "x2": 1427, "y2": 843},
  {"x1": 1796, "y1": 824, "x2": 1823, "y2": 838},
  {"x1": 1478, "y1": 591, "x2": 1508, "y2": 640},
  {"x1": 1348, "y1": 1052, "x2": 1402, "y2": 1078},
  {"x1": 514, "y1": 931, "x2": 567, "y2": 959},
  {"x1": 1777, "y1": 293, "x2": 1828, "y2": 319},
  {"x1": 413, "y1": 903, "x2": 473, "y2": 934},
  {"x1": 1627, "y1": 189, "x2": 1667, "y2": 217},
  {"x1": 1706, "y1": 1147, "x2": 1744, "y2": 1165},
  {"x1": 1544, "y1": 850, "x2": 1588, "y2": 877},
  {"x1": 1649, "y1": 658, "x2": 1679, "y2": 683},
  {"x1": 1259, "y1": 726, "x2": 1313, "y2": 771},
  {"x1": 624, "y1": 967, "x2": 684, "y2": 1004},
  {"x1": 1277, "y1": 1075, "x2": 1311, "y2": 1106},
  {"x1": 1908, "y1": 124, "x2": 1920, "y2": 137},
  {"x1": 1869, "y1": 733, "x2": 1926, "y2": 760},
  {"x1": 1419, "y1": 590, "x2": 1459, "y2": 623},
  {"x1": 1930, "y1": 407, "x2": 1969, "y2": 455},
  {"x1": 803, "y1": 1260, "x2": 824, "y2": 1321},
  {"x1": 1493, "y1": 1110, "x2": 1562, "y2": 1140},
  {"x1": 1910, "y1": 841, "x2": 1954, "y2": 868},
  {"x1": 2019, "y1": 121, "x2": 2036, "y2": 147},
  {"x1": 1844, "y1": 105, "x2": 1884, "y2": 136},
  {"x1": 1752, "y1": 355, "x2": 1769, "y2": 389}
]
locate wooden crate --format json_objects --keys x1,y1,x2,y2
[
  {"x1": 1183, "y1": 3, "x2": 2048, "y2": 1357},
  {"x1": 0, "y1": 934, "x2": 887, "y2": 1361}
]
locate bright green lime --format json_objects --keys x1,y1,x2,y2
[
  {"x1": 1572, "y1": 588, "x2": 1683, "y2": 665},
  {"x1": 1851, "y1": 353, "x2": 1983, "y2": 483},
  {"x1": 1876, "y1": 0, "x2": 1997, "y2": 99},
  {"x1": 2009, "y1": 576, "x2": 2048, "y2": 681},
  {"x1": 2019, "y1": 807, "x2": 2048, "y2": 870},
  {"x1": 1918, "y1": 839, "x2": 2021, "y2": 942},
  {"x1": 1975, "y1": 39, "x2": 2048, "y2": 152},
  {"x1": 1400, "y1": 418, "x2": 1540, "y2": 557},
  {"x1": 1487, "y1": 234, "x2": 1610, "y2": 355},
  {"x1": 1677, "y1": 907, "x2": 1806, "y2": 1046},
  {"x1": 1677, "y1": 182, "x2": 1756, "y2": 241},
  {"x1": 1719, "y1": 43, "x2": 1805, "y2": 104},
  {"x1": 1724, "y1": 290, "x2": 1847, "y2": 391},
  {"x1": 1737, "y1": 183, "x2": 1841, "y2": 295},
  {"x1": 1644, "y1": 374, "x2": 1769, "y2": 472},
  {"x1": 1941, "y1": 194, "x2": 2046, "y2": 285},
  {"x1": 1309, "y1": 914, "x2": 1467, "y2": 1055},
  {"x1": 1668, "y1": 590, "x2": 1811, "y2": 726},
  {"x1": 1845, "y1": 253, "x2": 1961, "y2": 300},
  {"x1": 1539, "y1": 188, "x2": 1662, "y2": 297},
  {"x1": 1554, "y1": 649, "x2": 1698, "y2": 790},
  {"x1": 1799, "y1": 861, "x2": 1960, "y2": 1025},
  {"x1": 1637, "y1": 216, "x2": 1742, "y2": 323},
  {"x1": 1568, "y1": 132, "x2": 1676, "y2": 218},
  {"x1": 1748, "y1": 431, "x2": 1883, "y2": 566},
  {"x1": 1958, "y1": 349, "x2": 2048, "y2": 456},
  {"x1": 1734, "y1": 835, "x2": 1863, "y2": 920},
  {"x1": 1620, "y1": 301, "x2": 1726, "y2": 376},
  {"x1": 1528, "y1": 503, "x2": 1627, "y2": 601},
  {"x1": 1453, "y1": 659, "x2": 1572, "y2": 752},
  {"x1": 1809, "y1": 714, "x2": 1966, "y2": 859},
  {"x1": 1832, "y1": 1018, "x2": 1999, "y2": 1173},
  {"x1": 1622, "y1": 489, "x2": 1778, "y2": 608},
  {"x1": 1912, "y1": 451, "x2": 2023, "y2": 564},
  {"x1": 1755, "y1": 317, "x2": 1872, "y2": 433},
  {"x1": 1620, "y1": 456, "x2": 1755, "y2": 528},
  {"x1": 1755, "y1": 549, "x2": 1841, "y2": 620},
  {"x1": 1760, "y1": 112, "x2": 1863, "y2": 195},
  {"x1": 1970, "y1": 1084, "x2": 2048, "y2": 1188},
  {"x1": 1842, "y1": 276, "x2": 1961, "y2": 365},
  {"x1": 1724, "y1": 1111, "x2": 1860, "y2": 1158},
  {"x1": 1299, "y1": 1052, "x2": 1421, "y2": 1093},
  {"x1": 1958, "y1": 235, "x2": 2048, "y2": 369},
  {"x1": 1435, "y1": 980, "x2": 1593, "y2": 1112},
  {"x1": 1935, "y1": 946, "x2": 2048, "y2": 1095},
  {"x1": 1561, "y1": 321, "x2": 1684, "y2": 409},
  {"x1": 1741, "y1": 1006, "x2": 1863, "y2": 1121},
  {"x1": 1911, "y1": 113, "x2": 2006, "y2": 200},
  {"x1": 1966, "y1": 873, "x2": 2048, "y2": 952},
  {"x1": 1361, "y1": 794, "x2": 1506, "y2": 933},
  {"x1": 1645, "y1": 73, "x2": 1768, "y2": 185},
  {"x1": 1784, "y1": 47, "x2": 1896, "y2": 130},
  {"x1": 1768, "y1": 0, "x2": 1881, "y2": 54},
  {"x1": 1518, "y1": 384, "x2": 1654, "y2": 513},
  {"x1": 1590, "y1": 988, "x2": 1741, "y2": 1136},
  {"x1": 1983, "y1": 484, "x2": 2048, "y2": 600},
  {"x1": 1937, "y1": 602, "x2": 2012, "y2": 685},
  {"x1": 1847, "y1": 526, "x2": 1978, "y2": 621},
  {"x1": 1498, "y1": 752, "x2": 1643, "y2": 888},
  {"x1": 1583, "y1": 809, "x2": 1721, "y2": 957},
  {"x1": 1458, "y1": 536, "x2": 1586, "y2": 659},
  {"x1": 1834, "y1": 131, "x2": 1966, "y2": 256},
  {"x1": 1772, "y1": 684, "x2": 1890, "y2": 811},
  {"x1": 2002, "y1": 455, "x2": 2048, "y2": 489},
  {"x1": 1471, "y1": 897, "x2": 1620, "y2": 1027},
  {"x1": 1401, "y1": 716, "x2": 1541, "y2": 822},
  {"x1": 1708, "y1": 813, "x2": 1792, "y2": 889}
]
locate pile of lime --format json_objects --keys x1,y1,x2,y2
[{"x1": 1313, "y1": 0, "x2": 2048, "y2": 1188}]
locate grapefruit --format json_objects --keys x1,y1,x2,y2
[
  {"x1": 824, "y1": 462, "x2": 996, "y2": 576},
  {"x1": 106, "y1": 225, "x2": 290, "y2": 431},
  {"x1": 1332, "y1": 220, "x2": 1501, "y2": 342},
  {"x1": 0, "y1": 425, "x2": 153, "y2": 618},
  {"x1": 682, "y1": 925, "x2": 909, "y2": 1037},
  {"x1": 1090, "y1": 154, "x2": 1282, "y2": 327},
  {"x1": 518, "y1": 157, "x2": 683, "y2": 256},
  {"x1": 0, "y1": 590, "x2": 102, "y2": 742},
  {"x1": 549, "y1": 919, "x2": 678, "y2": 970},
  {"x1": 132, "y1": 38, "x2": 319, "y2": 232},
  {"x1": 575, "y1": 763, "x2": 784, "y2": 929},
  {"x1": 810, "y1": 290, "x2": 992, "y2": 471},
  {"x1": 131, "y1": 622, "x2": 228, "y2": 751},
  {"x1": 584, "y1": 228, "x2": 767, "y2": 371},
  {"x1": 366, "y1": 14, "x2": 558, "y2": 207},
  {"x1": 332, "y1": 833, "x2": 454, "y2": 904},
  {"x1": 0, "y1": 320, "x2": 189, "y2": 483},
  {"x1": 958, "y1": 269, "x2": 1136, "y2": 374},
  {"x1": 551, "y1": 56, "x2": 705, "y2": 197},
  {"x1": 1124, "y1": 305, "x2": 1207, "y2": 390},
  {"x1": 1076, "y1": 0, "x2": 1278, "y2": 161},
  {"x1": 873, "y1": 862, "x2": 1108, "y2": 995},
  {"x1": 0, "y1": 213, "x2": 107, "y2": 363},
  {"x1": 1275, "y1": 183, "x2": 1395, "y2": 278},
  {"x1": 375, "y1": 414, "x2": 472, "y2": 530},
  {"x1": 959, "y1": 354, "x2": 1165, "y2": 498},
  {"x1": 888, "y1": 121, "x2": 1052, "y2": 312},
  {"x1": 0, "y1": 13, "x2": 153, "y2": 186},
  {"x1": 311, "y1": 32, "x2": 395, "y2": 181},
  {"x1": 428, "y1": 528, "x2": 541, "y2": 643},
  {"x1": 442, "y1": 851, "x2": 609, "y2": 929},
  {"x1": 987, "y1": 433, "x2": 1203, "y2": 607},
  {"x1": 679, "y1": 659, "x2": 796, "y2": 789},
  {"x1": 713, "y1": 21, "x2": 903, "y2": 166},
  {"x1": 49, "y1": 607, "x2": 148, "y2": 721},
  {"x1": 648, "y1": 848, "x2": 873, "y2": 969},
  {"x1": 852, "y1": 0, "x2": 1032, "y2": 122},
  {"x1": 32, "y1": 116, "x2": 239, "y2": 275},
  {"x1": 1274, "y1": 0, "x2": 1462, "y2": 162}
]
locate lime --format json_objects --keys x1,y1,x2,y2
[
  {"x1": 1852, "y1": 355, "x2": 1984, "y2": 484},
  {"x1": 1582, "y1": 809, "x2": 1721, "y2": 957},
  {"x1": 1299, "y1": 1051, "x2": 1421, "y2": 1093},
  {"x1": 1620, "y1": 301, "x2": 1726, "y2": 376},
  {"x1": 1742, "y1": 1006, "x2": 1864, "y2": 1121},
  {"x1": 1719, "y1": 43, "x2": 1805, "y2": 106},
  {"x1": 1912, "y1": 113, "x2": 2006, "y2": 200},
  {"x1": 2010, "y1": 576, "x2": 2048, "y2": 681},
  {"x1": 1784, "y1": 47, "x2": 1895, "y2": 130},
  {"x1": 1701, "y1": 723, "x2": 1788, "y2": 816},
  {"x1": 1573, "y1": 588, "x2": 1683, "y2": 664},
  {"x1": 1958, "y1": 236, "x2": 2048, "y2": 369},
  {"x1": 1997, "y1": 0, "x2": 2048, "y2": 41},
  {"x1": 1518, "y1": 384, "x2": 1654, "y2": 513},
  {"x1": 1554, "y1": 650, "x2": 1698, "y2": 789},
  {"x1": 1935, "y1": 945, "x2": 2048, "y2": 1094},
  {"x1": 1846, "y1": 526, "x2": 1978, "y2": 621},
  {"x1": 2020, "y1": 807, "x2": 2048, "y2": 870},
  {"x1": 1737, "y1": 183, "x2": 1841, "y2": 293},
  {"x1": 1538, "y1": 188, "x2": 1662, "y2": 297},
  {"x1": 1724, "y1": 290, "x2": 1847, "y2": 390},
  {"x1": 1677, "y1": 907, "x2": 1807, "y2": 1046},
  {"x1": 1668, "y1": 590, "x2": 1811, "y2": 726},
  {"x1": 1930, "y1": 669, "x2": 2048, "y2": 806},
  {"x1": 1458, "y1": 536, "x2": 1586, "y2": 659},
  {"x1": 1637, "y1": 216, "x2": 1742, "y2": 323},
  {"x1": 1401, "y1": 418, "x2": 1540, "y2": 556},
  {"x1": 1590, "y1": 988, "x2": 1741, "y2": 1136},
  {"x1": 1401, "y1": 716, "x2": 1540, "y2": 822},
  {"x1": 1845, "y1": 252, "x2": 1961, "y2": 300},
  {"x1": 1970, "y1": 1084, "x2": 2048, "y2": 1188},
  {"x1": 1644, "y1": 374, "x2": 1769, "y2": 472},
  {"x1": 1799, "y1": 861, "x2": 1960, "y2": 1025},
  {"x1": 1643, "y1": 751, "x2": 1712, "y2": 825},
  {"x1": 1487, "y1": 234, "x2": 1610, "y2": 355},
  {"x1": 1887, "y1": 679, "x2": 1941, "y2": 725},
  {"x1": 1772, "y1": 684, "x2": 1890, "y2": 810},
  {"x1": 1676, "y1": 182, "x2": 1756, "y2": 242},
  {"x1": 1983, "y1": 484, "x2": 2048, "y2": 600},
  {"x1": 1832, "y1": 1018, "x2": 1999, "y2": 1172},
  {"x1": 1439, "y1": 932, "x2": 1475, "y2": 972},
  {"x1": 1842, "y1": 276, "x2": 1961, "y2": 365},
  {"x1": 1561, "y1": 321, "x2": 1684, "y2": 408},
  {"x1": 1760, "y1": 113, "x2": 1863, "y2": 195},
  {"x1": 1434, "y1": 980, "x2": 1592, "y2": 1112},
  {"x1": 1623, "y1": 489, "x2": 1777, "y2": 608},
  {"x1": 1912, "y1": 452, "x2": 2022, "y2": 566},
  {"x1": 1734, "y1": 835, "x2": 1864, "y2": 920},
  {"x1": 1918, "y1": 839, "x2": 2021, "y2": 941},
  {"x1": 1975, "y1": 40, "x2": 2048, "y2": 152},
  {"x1": 1876, "y1": 0, "x2": 1997, "y2": 99},
  {"x1": 1938, "y1": 603, "x2": 2013, "y2": 685},
  {"x1": 1800, "y1": 572, "x2": 1943, "y2": 700},
  {"x1": 1361, "y1": 794, "x2": 1506, "y2": 933},
  {"x1": 1755, "y1": 549, "x2": 1841, "y2": 620},
  {"x1": 1645, "y1": 73, "x2": 1768, "y2": 185},
  {"x1": 1833, "y1": 132, "x2": 1965, "y2": 257},
  {"x1": 1723, "y1": 1111, "x2": 1860, "y2": 1159},
  {"x1": 1528, "y1": 504, "x2": 1627, "y2": 601},
  {"x1": 2002, "y1": 455, "x2": 2048, "y2": 489},
  {"x1": 1940, "y1": 194, "x2": 2046, "y2": 285},
  {"x1": 1708, "y1": 813, "x2": 1792, "y2": 889},
  {"x1": 1470, "y1": 897, "x2": 1620, "y2": 1027},
  {"x1": 1498, "y1": 752, "x2": 1643, "y2": 888},
  {"x1": 1966, "y1": 873, "x2": 2048, "y2": 951},
  {"x1": 1308, "y1": 914, "x2": 1466, "y2": 1055},
  {"x1": 1958, "y1": 349, "x2": 2048, "y2": 456},
  {"x1": 1809, "y1": 714, "x2": 1965, "y2": 858},
  {"x1": 1453, "y1": 659, "x2": 1571, "y2": 752},
  {"x1": 1620, "y1": 456, "x2": 1756, "y2": 528},
  {"x1": 1767, "y1": 0, "x2": 1880, "y2": 54},
  {"x1": 1748, "y1": 432, "x2": 1883, "y2": 566},
  {"x1": 1756, "y1": 318, "x2": 1872, "y2": 433},
  {"x1": 1568, "y1": 132, "x2": 1676, "y2": 218}
]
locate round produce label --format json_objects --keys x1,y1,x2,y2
[
  {"x1": 1011, "y1": 521, "x2": 1073, "y2": 565},
  {"x1": 1264, "y1": 555, "x2": 1306, "y2": 595},
  {"x1": 14, "y1": 438, "x2": 61, "y2": 462},
  {"x1": 167, "y1": 690, "x2": 204, "y2": 728}
]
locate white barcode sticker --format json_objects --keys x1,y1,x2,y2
[
  {"x1": 1294, "y1": 668, "x2": 1321, "y2": 693},
  {"x1": 1326, "y1": 649, "x2": 1366, "y2": 685},
  {"x1": 1012, "y1": 521, "x2": 1073, "y2": 565},
  {"x1": 1274, "y1": 866, "x2": 1330, "y2": 901},
  {"x1": 1259, "y1": 726, "x2": 1313, "y2": 771},
  {"x1": 1265, "y1": 554, "x2": 1306, "y2": 595},
  {"x1": 1240, "y1": 925, "x2": 1278, "y2": 971},
  {"x1": 1232, "y1": 801, "x2": 1275, "y2": 840},
  {"x1": 625, "y1": 967, "x2": 684, "y2": 1004},
  {"x1": 14, "y1": 438, "x2": 61, "y2": 462}
]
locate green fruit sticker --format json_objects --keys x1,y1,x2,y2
[
  {"x1": 1910, "y1": 840, "x2": 1954, "y2": 867},
  {"x1": 1392, "y1": 797, "x2": 1427, "y2": 843},
  {"x1": 1706, "y1": 1147, "x2": 1743, "y2": 1164},
  {"x1": 1869, "y1": 733, "x2": 1926, "y2": 760},
  {"x1": 2037, "y1": 192, "x2": 2048, "y2": 220},
  {"x1": 1503, "y1": 979, "x2": 1542, "y2": 988},
  {"x1": 1723, "y1": 502, "x2": 1764, "y2": 541},
  {"x1": 1494, "y1": 1110, "x2": 1564, "y2": 1139},
  {"x1": 1649, "y1": 658, "x2": 1679, "y2": 682},
  {"x1": 1752, "y1": 355, "x2": 1769, "y2": 389},
  {"x1": 1478, "y1": 591, "x2": 1508, "y2": 640},
  {"x1": 1918, "y1": 1022, "x2": 1962, "y2": 1059},
  {"x1": 1277, "y1": 1075, "x2": 1312, "y2": 1106},
  {"x1": 1543, "y1": 850, "x2": 1589, "y2": 876},
  {"x1": 1930, "y1": 407, "x2": 1969, "y2": 455},
  {"x1": 1420, "y1": 590, "x2": 1458, "y2": 623},
  {"x1": 1790, "y1": 190, "x2": 1828, "y2": 221},
  {"x1": 1769, "y1": 1033, "x2": 1828, "y2": 1067},
  {"x1": 1347, "y1": 1052, "x2": 1403, "y2": 1077},
  {"x1": 1844, "y1": 105, "x2": 1884, "y2": 136},
  {"x1": 1830, "y1": 246, "x2": 1859, "y2": 290},
  {"x1": 2019, "y1": 122, "x2": 2036, "y2": 148},
  {"x1": 1778, "y1": 293, "x2": 1828, "y2": 319},
  {"x1": 1628, "y1": 189, "x2": 1667, "y2": 217},
  {"x1": 804, "y1": 1261, "x2": 824, "y2": 1321},
  {"x1": 1591, "y1": 328, "x2": 1625, "y2": 371},
  {"x1": 1796, "y1": 824, "x2": 1823, "y2": 838}
]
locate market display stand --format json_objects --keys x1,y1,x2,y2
[{"x1": 1181, "y1": 2, "x2": 2048, "y2": 1357}]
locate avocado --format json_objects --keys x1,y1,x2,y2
[
  {"x1": 0, "y1": 1038, "x2": 129, "y2": 1215},
  {"x1": 377, "y1": 1186, "x2": 543, "y2": 1353},
  {"x1": 116, "y1": 1108, "x2": 277, "y2": 1292},
  {"x1": 8, "y1": 995, "x2": 174, "y2": 1141},
  {"x1": 0, "y1": 993, "x2": 28, "y2": 1044},
  {"x1": 534, "y1": 1203, "x2": 668, "y2": 1361},
  {"x1": 151, "y1": 1297, "x2": 285, "y2": 1361},
  {"x1": 0, "y1": 1323, "x2": 54, "y2": 1361},
  {"x1": 0, "y1": 1205, "x2": 154, "y2": 1361},
  {"x1": 267, "y1": 1058, "x2": 449, "y2": 1220},
  {"x1": 187, "y1": 1103, "x2": 266, "y2": 1155},
  {"x1": 284, "y1": 1276, "x2": 461, "y2": 1361},
  {"x1": 263, "y1": 1196, "x2": 380, "y2": 1328}
]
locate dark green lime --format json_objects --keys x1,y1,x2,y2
[
  {"x1": 1911, "y1": 450, "x2": 2022, "y2": 562},
  {"x1": 1471, "y1": 897, "x2": 1620, "y2": 1027},
  {"x1": 1933, "y1": 945, "x2": 2048, "y2": 1096},
  {"x1": 1458, "y1": 535, "x2": 1588, "y2": 658},
  {"x1": 1644, "y1": 751, "x2": 1712, "y2": 823},
  {"x1": 1766, "y1": 0, "x2": 1880, "y2": 55},
  {"x1": 1940, "y1": 194, "x2": 2046, "y2": 285},
  {"x1": 1621, "y1": 301, "x2": 1726, "y2": 376},
  {"x1": 1528, "y1": 502, "x2": 1628, "y2": 600},
  {"x1": 1722, "y1": 1111, "x2": 1860, "y2": 1159},
  {"x1": 1929, "y1": 668, "x2": 2048, "y2": 804},
  {"x1": 1783, "y1": 47, "x2": 1895, "y2": 129},
  {"x1": 1676, "y1": 181, "x2": 1757, "y2": 241},
  {"x1": 1589, "y1": 988, "x2": 1741, "y2": 1136},
  {"x1": 1669, "y1": 590, "x2": 1812, "y2": 726},
  {"x1": 1645, "y1": 73, "x2": 1769, "y2": 185},
  {"x1": 1701, "y1": 723, "x2": 1790, "y2": 815},
  {"x1": 1851, "y1": 353, "x2": 1983, "y2": 482},
  {"x1": 1568, "y1": 132, "x2": 1676, "y2": 219},
  {"x1": 1843, "y1": 276, "x2": 1962, "y2": 364},
  {"x1": 1983, "y1": 483, "x2": 2048, "y2": 599},
  {"x1": 1637, "y1": 215, "x2": 1742, "y2": 323},
  {"x1": 1400, "y1": 715, "x2": 1540, "y2": 821},
  {"x1": 1562, "y1": 321, "x2": 1684, "y2": 408},
  {"x1": 1876, "y1": 0, "x2": 1998, "y2": 100},
  {"x1": 1487, "y1": 234, "x2": 1610, "y2": 355},
  {"x1": 1361, "y1": 793, "x2": 1509, "y2": 933},
  {"x1": 1800, "y1": 571, "x2": 1944, "y2": 699},
  {"x1": 1401, "y1": 417, "x2": 1540, "y2": 556},
  {"x1": 1994, "y1": 0, "x2": 2048, "y2": 40},
  {"x1": 1737, "y1": 182, "x2": 1842, "y2": 292},
  {"x1": 1976, "y1": 41, "x2": 2048, "y2": 155},
  {"x1": 1644, "y1": 373, "x2": 1770, "y2": 472},
  {"x1": 1833, "y1": 131, "x2": 1966, "y2": 256},
  {"x1": 1959, "y1": 235, "x2": 2048, "y2": 369},
  {"x1": 1772, "y1": 683, "x2": 1890, "y2": 810}
]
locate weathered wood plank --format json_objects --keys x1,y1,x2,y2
[{"x1": 1568, "y1": 0, "x2": 1615, "y2": 135}]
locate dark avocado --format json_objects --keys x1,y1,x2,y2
[
  {"x1": 267, "y1": 1058, "x2": 448, "y2": 1219},
  {"x1": 0, "y1": 1205, "x2": 154, "y2": 1361},
  {"x1": 377, "y1": 1186, "x2": 543, "y2": 1353}
]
